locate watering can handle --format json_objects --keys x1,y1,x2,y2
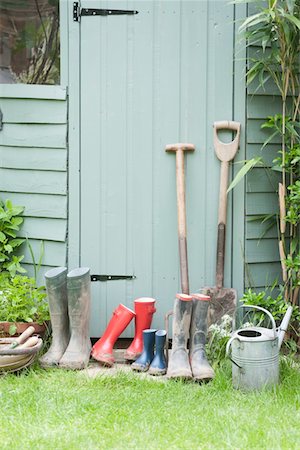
[
  {"x1": 226, "y1": 336, "x2": 244, "y2": 370},
  {"x1": 238, "y1": 304, "x2": 277, "y2": 338}
]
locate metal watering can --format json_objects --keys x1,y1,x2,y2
[{"x1": 226, "y1": 305, "x2": 293, "y2": 391}]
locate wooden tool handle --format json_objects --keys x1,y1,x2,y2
[
  {"x1": 213, "y1": 121, "x2": 241, "y2": 163},
  {"x1": 213, "y1": 121, "x2": 241, "y2": 289},
  {"x1": 214, "y1": 121, "x2": 240, "y2": 133},
  {"x1": 166, "y1": 143, "x2": 195, "y2": 295},
  {"x1": 216, "y1": 161, "x2": 229, "y2": 289},
  {"x1": 18, "y1": 336, "x2": 39, "y2": 349},
  {"x1": 176, "y1": 149, "x2": 189, "y2": 295},
  {"x1": 10, "y1": 326, "x2": 35, "y2": 349}
]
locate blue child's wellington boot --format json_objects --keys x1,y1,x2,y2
[
  {"x1": 148, "y1": 330, "x2": 167, "y2": 376},
  {"x1": 131, "y1": 329, "x2": 156, "y2": 372}
]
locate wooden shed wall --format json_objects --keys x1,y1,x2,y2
[
  {"x1": 0, "y1": 85, "x2": 68, "y2": 284},
  {"x1": 245, "y1": 46, "x2": 282, "y2": 291}
]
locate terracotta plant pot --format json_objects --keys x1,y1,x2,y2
[{"x1": 0, "y1": 321, "x2": 49, "y2": 338}]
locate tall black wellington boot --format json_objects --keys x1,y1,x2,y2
[
  {"x1": 59, "y1": 267, "x2": 91, "y2": 370},
  {"x1": 166, "y1": 294, "x2": 193, "y2": 380},
  {"x1": 190, "y1": 294, "x2": 215, "y2": 382},
  {"x1": 39, "y1": 267, "x2": 69, "y2": 368}
]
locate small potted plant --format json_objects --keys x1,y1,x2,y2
[{"x1": 0, "y1": 273, "x2": 50, "y2": 337}]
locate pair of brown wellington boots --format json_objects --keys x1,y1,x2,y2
[
  {"x1": 167, "y1": 293, "x2": 215, "y2": 381},
  {"x1": 39, "y1": 267, "x2": 91, "y2": 370}
]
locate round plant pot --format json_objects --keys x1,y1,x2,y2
[{"x1": 0, "y1": 321, "x2": 48, "y2": 338}]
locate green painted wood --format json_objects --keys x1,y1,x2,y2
[
  {"x1": 18, "y1": 218, "x2": 67, "y2": 242},
  {"x1": 247, "y1": 119, "x2": 282, "y2": 144},
  {"x1": 0, "y1": 169, "x2": 67, "y2": 195},
  {"x1": 247, "y1": 95, "x2": 283, "y2": 119},
  {"x1": 67, "y1": 0, "x2": 81, "y2": 271},
  {"x1": 17, "y1": 239, "x2": 67, "y2": 266},
  {"x1": 245, "y1": 239, "x2": 280, "y2": 263},
  {"x1": 246, "y1": 220, "x2": 278, "y2": 239},
  {"x1": 0, "y1": 85, "x2": 67, "y2": 100},
  {"x1": 0, "y1": 93, "x2": 68, "y2": 279},
  {"x1": 0, "y1": 192, "x2": 67, "y2": 219},
  {"x1": 246, "y1": 192, "x2": 278, "y2": 215},
  {"x1": 246, "y1": 168, "x2": 281, "y2": 193},
  {"x1": 78, "y1": 0, "x2": 237, "y2": 336},
  {"x1": 0, "y1": 124, "x2": 67, "y2": 148},
  {"x1": 247, "y1": 78, "x2": 281, "y2": 96},
  {"x1": 22, "y1": 264, "x2": 59, "y2": 287},
  {"x1": 0, "y1": 147, "x2": 67, "y2": 171},
  {"x1": 0, "y1": 99, "x2": 67, "y2": 124},
  {"x1": 246, "y1": 143, "x2": 280, "y2": 167},
  {"x1": 245, "y1": 262, "x2": 282, "y2": 288},
  {"x1": 244, "y1": 26, "x2": 284, "y2": 293}
]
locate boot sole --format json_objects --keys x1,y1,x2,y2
[
  {"x1": 192, "y1": 371, "x2": 215, "y2": 382},
  {"x1": 148, "y1": 368, "x2": 166, "y2": 376},
  {"x1": 166, "y1": 370, "x2": 193, "y2": 380},
  {"x1": 39, "y1": 360, "x2": 60, "y2": 368}
]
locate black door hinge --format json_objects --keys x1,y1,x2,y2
[
  {"x1": 73, "y1": 2, "x2": 138, "y2": 22},
  {"x1": 91, "y1": 275, "x2": 136, "y2": 282}
]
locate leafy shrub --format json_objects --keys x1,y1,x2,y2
[
  {"x1": 0, "y1": 199, "x2": 26, "y2": 276},
  {"x1": 0, "y1": 273, "x2": 49, "y2": 328},
  {"x1": 242, "y1": 289, "x2": 300, "y2": 352},
  {"x1": 206, "y1": 314, "x2": 232, "y2": 368}
]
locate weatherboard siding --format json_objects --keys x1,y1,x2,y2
[
  {"x1": 245, "y1": 47, "x2": 282, "y2": 290},
  {"x1": 0, "y1": 86, "x2": 68, "y2": 285}
]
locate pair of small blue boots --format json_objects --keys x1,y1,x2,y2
[{"x1": 131, "y1": 329, "x2": 167, "y2": 376}]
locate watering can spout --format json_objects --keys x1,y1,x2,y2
[{"x1": 277, "y1": 306, "x2": 293, "y2": 349}]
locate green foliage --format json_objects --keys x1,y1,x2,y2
[
  {"x1": 26, "y1": 237, "x2": 45, "y2": 282},
  {"x1": 242, "y1": 288, "x2": 300, "y2": 350},
  {"x1": 239, "y1": 0, "x2": 300, "y2": 99},
  {"x1": 206, "y1": 314, "x2": 232, "y2": 368},
  {"x1": 242, "y1": 288, "x2": 299, "y2": 322},
  {"x1": 0, "y1": 273, "x2": 49, "y2": 326},
  {"x1": 227, "y1": 156, "x2": 263, "y2": 192},
  {"x1": 0, "y1": 199, "x2": 26, "y2": 277},
  {"x1": 236, "y1": 0, "x2": 300, "y2": 317}
]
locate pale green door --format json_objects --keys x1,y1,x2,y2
[{"x1": 79, "y1": 0, "x2": 236, "y2": 337}]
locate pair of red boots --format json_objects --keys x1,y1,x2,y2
[{"x1": 91, "y1": 298, "x2": 156, "y2": 366}]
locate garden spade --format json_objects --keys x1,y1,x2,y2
[
  {"x1": 165, "y1": 143, "x2": 195, "y2": 294},
  {"x1": 204, "y1": 121, "x2": 241, "y2": 326}
]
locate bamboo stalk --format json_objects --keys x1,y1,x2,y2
[
  {"x1": 292, "y1": 285, "x2": 299, "y2": 306},
  {"x1": 278, "y1": 182, "x2": 286, "y2": 235},
  {"x1": 279, "y1": 240, "x2": 288, "y2": 283}
]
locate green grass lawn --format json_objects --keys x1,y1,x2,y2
[{"x1": 0, "y1": 358, "x2": 299, "y2": 450}]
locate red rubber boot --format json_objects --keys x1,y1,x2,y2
[
  {"x1": 91, "y1": 304, "x2": 135, "y2": 367},
  {"x1": 124, "y1": 297, "x2": 156, "y2": 361}
]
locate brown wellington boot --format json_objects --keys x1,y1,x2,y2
[
  {"x1": 166, "y1": 294, "x2": 193, "y2": 380},
  {"x1": 59, "y1": 268, "x2": 91, "y2": 370},
  {"x1": 39, "y1": 267, "x2": 69, "y2": 368},
  {"x1": 190, "y1": 294, "x2": 215, "y2": 382}
]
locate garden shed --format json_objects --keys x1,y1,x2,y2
[{"x1": 0, "y1": 0, "x2": 283, "y2": 338}]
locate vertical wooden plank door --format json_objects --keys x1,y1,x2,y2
[{"x1": 79, "y1": 0, "x2": 235, "y2": 337}]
